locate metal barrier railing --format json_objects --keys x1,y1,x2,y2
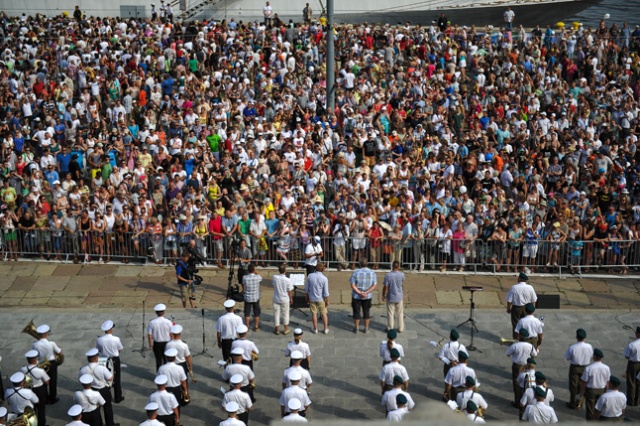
[{"x1": 0, "y1": 228, "x2": 637, "y2": 276}]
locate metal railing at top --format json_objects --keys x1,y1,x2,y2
[{"x1": 1, "y1": 228, "x2": 638, "y2": 277}]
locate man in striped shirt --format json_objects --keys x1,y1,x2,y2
[
  {"x1": 241, "y1": 264, "x2": 262, "y2": 331},
  {"x1": 350, "y1": 259, "x2": 378, "y2": 334}
]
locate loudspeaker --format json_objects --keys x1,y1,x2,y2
[
  {"x1": 292, "y1": 292, "x2": 309, "y2": 309},
  {"x1": 537, "y1": 294, "x2": 560, "y2": 309}
]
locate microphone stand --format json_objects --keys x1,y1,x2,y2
[
  {"x1": 132, "y1": 300, "x2": 147, "y2": 358},
  {"x1": 193, "y1": 308, "x2": 213, "y2": 358}
]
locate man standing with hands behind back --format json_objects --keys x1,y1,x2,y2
[
  {"x1": 304, "y1": 262, "x2": 330, "y2": 335},
  {"x1": 350, "y1": 259, "x2": 378, "y2": 334},
  {"x1": 382, "y1": 261, "x2": 405, "y2": 333},
  {"x1": 506, "y1": 272, "x2": 537, "y2": 338}
]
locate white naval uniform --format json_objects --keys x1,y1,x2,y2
[
  {"x1": 445, "y1": 364, "x2": 478, "y2": 387},
  {"x1": 506, "y1": 342, "x2": 538, "y2": 365},
  {"x1": 438, "y1": 340, "x2": 466, "y2": 365},
  {"x1": 386, "y1": 407, "x2": 409, "y2": 421},
  {"x1": 379, "y1": 341, "x2": 405, "y2": 362},
  {"x1": 281, "y1": 412, "x2": 308, "y2": 422},
  {"x1": 565, "y1": 341, "x2": 594, "y2": 366},
  {"x1": 139, "y1": 420, "x2": 166, "y2": 426},
  {"x1": 521, "y1": 386, "x2": 555, "y2": 407},
  {"x1": 147, "y1": 390, "x2": 179, "y2": 415},
  {"x1": 457, "y1": 389, "x2": 488, "y2": 412},
  {"x1": 78, "y1": 363, "x2": 112, "y2": 389},
  {"x1": 521, "y1": 401, "x2": 558, "y2": 423},
  {"x1": 221, "y1": 389, "x2": 253, "y2": 414},
  {"x1": 624, "y1": 339, "x2": 640, "y2": 361},
  {"x1": 581, "y1": 361, "x2": 611, "y2": 389},
  {"x1": 157, "y1": 362, "x2": 187, "y2": 388},
  {"x1": 219, "y1": 418, "x2": 246, "y2": 426},
  {"x1": 280, "y1": 386, "x2": 311, "y2": 414},
  {"x1": 382, "y1": 388, "x2": 415, "y2": 411},
  {"x1": 33, "y1": 338, "x2": 62, "y2": 362},
  {"x1": 66, "y1": 421, "x2": 90, "y2": 426},
  {"x1": 284, "y1": 341, "x2": 311, "y2": 362},
  {"x1": 96, "y1": 334, "x2": 123, "y2": 357},
  {"x1": 147, "y1": 317, "x2": 172, "y2": 342},
  {"x1": 515, "y1": 315, "x2": 544, "y2": 338},
  {"x1": 4, "y1": 387, "x2": 39, "y2": 414},
  {"x1": 21, "y1": 364, "x2": 49, "y2": 388},
  {"x1": 217, "y1": 313, "x2": 244, "y2": 339},
  {"x1": 506, "y1": 282, "x2": 537, "y2": 305},
  {"x1": 74, "y1": 388, "x2": 105, "y2": 412},
  {"x1": 595, "y1": 389, "x2": 626, "y2": 418},
  {"x1": 231, "y1": 339, "x2": 259, "y2": 362},
  {"x1": 517, "y1": 368, "x2": 538, "y2": 390},
  {"x1": 222, "y1": 364, "x2": 254, "y2": 386},
  {"x1": 379, "y1": 361, "x2": 410, "y2": 386},
  {"x1": 282, "y1": 366, "x2": 312, "y2": 390},
  {"x1": 466, "y1": 413, "x2": 486, "y2": 423},
  {"x1": 165, "y1": 339, "x2": 191, "y2": 364}
]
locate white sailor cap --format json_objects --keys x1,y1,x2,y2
[
  {"x1": 154, "y1": 303, "x2": 167, "y2": 311},
  {"x1": 10, "y1": 372, "x2": 25, "y2": 384},
  {"x1": 223, "y1": 300, "x2": 236, "y2": 308},
  {"x1": 154, "y1": 374, "x2": 168, "y2": 385},
  {"x1": 25, "y1": 350, "x2": 39, "y2": 359},
  {"x1": 36, "y1": 324, "x2": 50, "y2": 334},
  {"x1": 290, "y1": 350, "x2": 303, "y2": 360},
  {"x1": 236, "y1": 325, "x2": 249, "y2": 334},
  {"x1": 170, "y1": 324, "x2": 183, "y2": 334},
  {"x1": 230, "y1": 374, "x2": 243, "y2": 384},
  {"x1": 101, "y1": 320, "x2": 114, "y2": 331},
  {"x1": 294, "y1": 328, "x2": 303, "y2": 335},
  {"x1": 145, "y1": 402, "x2": 159, "y2": 411},
  {"x1": 225, "y1": 401, "x2": 240, "y2": 413},
  {"x1": 288, "y1": 398, "x2": 302, "y2": 411},
  {"x1": 164, "y1": 348, "x2": 178, "y2": 357},
  {"x1": 67, "y1": 404, "x2": 83, "y2": 417},
  {"x1": 79, "y1": 374, "x2": 94, "y2": 385},
  {"x1": 0, "y1": 407, "x2": 7, "y2": 418},
  {"x1": 85, "y1": 348, "x2": 99, "y2": 357},
  {"x1": 288, "y1": 371, "x2": 302, "y2": 381},
  {"x1": 231, "y1": 347, "x2": 244, "y2": 356}
]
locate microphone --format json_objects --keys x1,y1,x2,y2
[{"x1": 201, "y1": 309, "x2": 205, "y2": 317}]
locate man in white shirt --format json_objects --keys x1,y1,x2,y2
[
  {"x1": 595, "y1": 376, "x2": 626, "y2": 421},
  {"x1": 4, "y1": 372, "x2": 39, "y2": 417},
  {"x1": 624, "y1": 326, "x2": 640, "y2": 406},
  {"x1": 262, "y1": 2, "x2": 273, "y2": 26},
  {"x1": 522, "y1": 387, "x2": 558, "y2": 423},
  {"x1": 579, "y1": 349, "x2": 611, "y2": 420},
  {"x1": 66, "y1": 404, "x2": 90, "y2": 426},
  {"x1": 96, "y1": 320, "x2": 124, "y2": 403},
  {"x1": 506, "y1": 272, "x2": 537, "y2": 336},
  {"x1": 272, "y1": 265, "x2": 294, "y2": 336},
  {"x1": 565, "y1": 328, "x2": 593, "y2": 408},
  {"x1": 386, "y1": 394, "x2": 409, "y2": 422},
  {"x1": 140, "y1": 402, "x2": 164, "y2": 426},
  {"x1": 282, "y1": 398, "x2": 308, "y2": 422},
  {"x1": 220, "y1": 402, "x2": 246, "y2": 426}
]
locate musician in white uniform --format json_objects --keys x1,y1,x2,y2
[
  {"x1": 280, "y1": 371, "x2": 311, "y2": 417},
  {"x1": 520, "y1": 371, "x2": 554, "y2": 415},
  {"x1": 140, "y1": 402, "x2": 165, "y2": 426},
  {"x1": 231, "y1": 325, "x2": 259, "y2": 370},
  {"x1": 0, "y1": 407, "x2": 7, "y2": 426},
  {"x1": 220, "y1": 402, "x2": 246, "y2": 426},
  {"x1": 284, "y1": 329, "x2": 311, "y2": 370},
  {"x1": 380, "y1": 329, "x2": 404, "y2": 366},
  {"x1": 521, "y1": 387, "x2": 558, "y2": 423},
  {"x1": 32, "y1": 324, "x2": 62, "y2": 404},
  {"x1": 515, "y1": 303, "x2": 544, "y2": 348},
  {"x1": 75, "y1": 374, "x2": 105, "y2": 426},
  {"x1": 464, "y1": 401, "x2": 486, "y2": 423},
  {"x1": 382, "y1": 375, "x2": 415, "y2": 413},
  {"x1": 579, "y1": 348, "x2": 611, "y2": 421},
  {"x1": 456, "y1": 376, "x2": 487, "y2": 415},
  {"x1": 96, "y1": 320, "x2": 124, "y2": 403},
  {"x1": 565, "y1": 328, "x2": 593, "y2": 409},
  {"x1": 217, "y1": 300, "x2": 244, "y2": 361},
  {"x1": 624, "y1": 326, "x2": 640, "y2": 406},
  {"x1": 66, "y1": 404, "x2": 90, "y2": 426},
  {"x1": 506, "y1": 329, "x2": 538, "y2": 406},
  {"x1": 21, "y1": 350, "x2": 49, "y2": 426},
  {"x1": 223, "y1": 348, "x2": 256, "y2": 402},
  {"x1": 157, "y1": 348, "x2": 188, "y2": 410},
  {"x1": 282, "y1": 351, "x2": 312, "y2": 391},
  {"x1": 379, "y1": 349, "x2": 409, "y2": 394},
  {"x1": 595, "y1": 376, "x2": 627, "y2": 421},
  {"x1": 147, "y1": 304, "x2": 173, "y2": 371},
  {"x1": 282, "y1": 398, "x2": 308, "y2": 423},
  {"x1": 438, "y1": 329, "x2": 466, "y2": 377},
  {"x1": 222, "y1": 374, "x2": 253, "y2": 425},
  {"x1": 4, "y1": 372, "x2": 39, "y2": 418},
  {"x1": 444, "y1": 351, "x2": 477, "y2": 403},
  {"x1": 79, "y1": 348, "x2": 116, "y2": 426},
  {"x1": 165, "y1": 325, "x2": 192, "y2": 377},
  {"x1": 386, "y1": 394, "x2": 410, "y2": 422},
  {"x1": 148, "y1": 375, "x2": 179, "y2": 426},
  {"x1": 506, "y1": 272, "x2": 537, "y2": 337}
]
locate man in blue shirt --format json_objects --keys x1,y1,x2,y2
[
  {"x1": 350, "y1": 259, "x2": 378, "y2": 334},
  {"x1": 44, "y1": 164, "x2": 59, "y2": 187},
  {"x1": 56, "y1": 146, "x2": 72, "y2": 178},
  {"x1": 304, "y1": 262, "x2": 330, "y2": 334},
  {"x1": 175, "y1": 252, "x2": 196, "y2": 309},
  {"x1": 382, "y1": 261, "x2": 405, "y2": 333}
]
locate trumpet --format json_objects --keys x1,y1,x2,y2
[
  {"x1": 500, "y1": 338, "x2": 517, "y2": 346},
  {"x1": 430, "y1": 337, "x2": 447, "y2": 347}
]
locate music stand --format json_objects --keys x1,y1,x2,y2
[
  {"x1": 287, "y1": 273, "x2": 309, "y2": 317},
  {"x1": 132, "y1": 300, "x2": 147, "y2": 358},
  {"x1": 193, "y1": 309, "x2": 214, "y2": 358},
  {"x1": 457, "y1": 286, "x2": 482, "y2": 351}
]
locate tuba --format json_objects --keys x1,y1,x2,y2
[
  {"x1": 500, "y1": 338, "x2": 517, "y2": 346},
  {"x1": 22, "y1": 320, "x2": 39, "y2": 340},
  {"x1": 22, "y1": 320, "x2": 65, "y2": 368},
  {"x1": 7, "y1": 407, "x2": 38, "y2": 426}
]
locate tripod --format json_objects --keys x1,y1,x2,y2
[
  {"x1": 226, "y1": 240, "x2": 244, "y2": 302},
  {"x1": 193, "y1": 309, "x2": 214, "y2": 358},
  {"x1": 132, "y1": 300, "x2": 147, "y2": 358},
  {"x1": 457, "y1": 287, "x2": 481, "y2": 351}
]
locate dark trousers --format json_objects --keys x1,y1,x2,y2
[
  {"x1": 82, "y1": 407, "x2": 103, "y2": 426},
  {"x1": 599, "y1": 416, "x2": 623, "y2": 422},
  {"x1": 305, "y1": 264, "x2": 316, "y2": 275},
  {"x1": 585, "y1": 388, "x2": 605, "y2": 421},
  {"x1": 451, "y1": 386, "x2": 465, "y2": 403},
  {"x1": 512, "y1": 363, "x2": 524, "y2": 403},
  {"x1": 47, "y1": 360, "x2": 58, "y2": 403},
  {"x1": 94, "y1": 387, "x2": 115, "y2": 426},
  {"x1": 157, "y1": 414, "x2": 176, "y2": 426},
  {"x1": 241, "y1": 384, "x2": 255, "y2": 403},
  {"x1": 0, "y1": 367, "x2": 4, "y2": 399},
  {"x1": 111, "y1": 356, "x2": 122, "y2": 401},
  {"x1": 443, "y1": 362, "x2": 453, "y2": 378},
  {"x1": 241, "y1": 359, "x2": 254, "y2": 371},
  {"x1": 568, "y1": 364, "x2": 586, "y2": 408},
  {"x1": 153, "y1": 341, "x2": 168, "y2": 371},
  {"x1": 32, "y1": 385, "x2": 47, "y2": 426},
  {"x1": 238, "y1": 411, "x2": 250, "y2": 425},
  {"x1": 626, "y1": 360, "x2": 640, "y2": 406},
  {"x1": 167, "y1": 386, "x2": 183, "y2": 411},
  {"x1": 221, "y1": 339, "x2": 234, "y2": 361},
  {"x1": 510, "y1": 306, "x2": 527, "y2": 337}
]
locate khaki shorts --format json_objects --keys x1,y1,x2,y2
[
  {"x1": 179, "y1": 285, "x2": 191, "y2": 303},
  {"x1": 310, "y1": 301, "x2": 328, "y2": 315}
]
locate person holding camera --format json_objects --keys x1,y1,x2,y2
[{"x1": 176, "y1": 252, "x2": 196, "y2": 309}]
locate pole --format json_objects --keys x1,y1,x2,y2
[{"x1": 325, "y1": 0, "x2": 335, "y2": 112}]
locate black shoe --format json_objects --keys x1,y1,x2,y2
[{"x1": 115, "y1": 397, "x2": 125, "y2": 403}]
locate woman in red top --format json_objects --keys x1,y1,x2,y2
[{"x1": 368, "y1": 221, "x2": 384, "y2": 269}]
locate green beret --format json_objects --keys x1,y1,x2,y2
[
  {"x1": 534, "y1": 386, "x2": 547, "y2": 397},
  {"x1": 518, "y1": 272, "x2": 529, "y2": 281},
  {"x1": 594, "y1": 348, "x2": 604, "y2": 358},
  {"x1": 450, "y1": 329, "x2": 460, "y2": 340},
  {"x1": 527, "y1": 357, "x2": 537, "y2": 365},
  {"x1": 466, "y1": 401, "x2": 478, "y2": 412},
  {"x1": 636, "y1": 326, "x2": 640, "y2": 335},
  {"x1": 390, "y1": 348, "x2": 400, "y2": 358},
  {"x1": 393, "y1": 375, "x2": 404, "y2": 385},
  {"x1": 396, "y1": 394, "x2": 408, "y2": 405},
  {"x1": 387, "y1": 329, "x2": 398, "y2": 339},
  {"x1": 535, "y1": 371, "x2": 546, "y2": 381},
  {"x1": 576, "y1": 328, "x2": 587, "y2": 339},
  {"x1": 465, "y1": 376, "x2": 476, "y2": 387},
  {"x1": 458, "y1": 351, "x2": 469, "y2": 360},
  {"x1": 525, "y1": 303, "x2": 535, "y2": 313},
  {"x1": 609, "y1": 376, "x2": 621, "y2": 387},
  {"x1": 519, "y1": 328, "x2": 530, "y2": 338}
]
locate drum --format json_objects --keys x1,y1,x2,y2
[{"x1": 97, "y1": 356, "x2": 114, "y2": 372}]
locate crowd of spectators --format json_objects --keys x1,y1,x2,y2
[{"x1": 0, "y1": 9, "x2": 640, "y2": 274}]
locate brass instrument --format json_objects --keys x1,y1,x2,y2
[
  {"x1": 251, "y1": 350, "x2": 260, "y2": 361},
  {"x1": 181, "y1": 388, "x2": 191, "y2": 405},
  {"x1": 500, "y1": 338, "x2": 517, "y2": 346},
  {"x1": 436, "y1": 337, "x2": 446, "y2": 347},
  {"x1": 188, "y1": 369, "x2": 197, "y2": 384},
  {"x1": 477, "y1": 407, "x2": 486, "y2": 417},
  {"x1": 7, "y1": 407, "x2": 38, "y2": 426},
  {"x1": 21, "y1": 320, "x2": 64, "y2": 368},
  {"x1": 22, "y1": 320, "x2": 39, "y2": 340}
]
